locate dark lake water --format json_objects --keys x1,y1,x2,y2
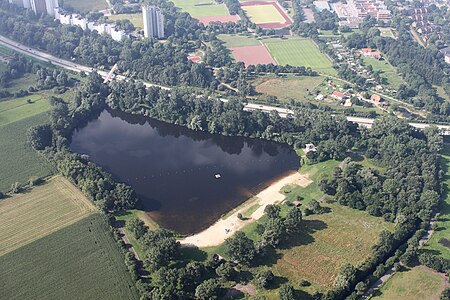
[{"x1": 70, "y1": 110, "x2": 300, "y2": 234}]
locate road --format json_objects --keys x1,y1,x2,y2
[{"x1": 2, "y1": 34, "x2": 450, "y2": 134}]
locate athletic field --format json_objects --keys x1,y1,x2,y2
[
  {"x1": 264, "y1": 38, "x2": 336, "y2": 75},
  {"x1": 171, "y1": 0, "x2": 228, "y2": 17},
  {"x1": 0, "y1": 176, "x2": 95, "y2": 256},
  {"x1": 231, "y1": 45, "x2": 276, "y2": 67},
  {"x1": 242, "y1": 4, "x2": 285, "y2": 24}
]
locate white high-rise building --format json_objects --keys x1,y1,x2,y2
[
  {"x1": 142, "y1": 5, "x2": 164, "y2": 39},
  {"x1": 30, "y1": 0, "x2": 46, "y2": 15},
  {"x1": 44, "y1": 0, "x2": 58, "y2": 16},
  {"x1": 8, "y1": 0, "x2": 30, "y2": 8}
]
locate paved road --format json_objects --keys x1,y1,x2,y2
[{"x1": 2, "y1": 34, "x2": 450, "y2": 134}]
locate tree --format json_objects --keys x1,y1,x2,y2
[
  {"x1": 279, "y1": 283, "x2": 295, "y2": 300},
  {"x1": 215, "y1": 262, "x2": 236, "y2": 280},
  {"x1": 264, "y1": 204, "x2": 281, "y2": 219},
  {"x1": 125, "y1": 217, "x2": 147, "y2": 240},
  {"x1": 224, "y1": 231, "x2": 256, "y2": 265},
  {"x1": 27, "y1": 124, "x2": 53, "y2": 150},
  {"x1": 255, "y1": 269, "x2": 274, "y2": 289},
  {"x1": 284, "y1": 207, "x2": 302, "y2": 233},
  {"x1": 195, "y1": 279, "x2": 221, "y2": 300}
]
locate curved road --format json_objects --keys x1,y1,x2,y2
[{"x1": 2, "y1": 34, "x2": 450, "y2": 134}]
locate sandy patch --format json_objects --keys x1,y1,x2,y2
[{"x1": 180, "y1": 172, "x2": 311, "y2": 247}]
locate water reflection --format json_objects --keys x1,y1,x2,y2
[{"x1": 70, "y1": 110, "x2": 300, "y2": 234}]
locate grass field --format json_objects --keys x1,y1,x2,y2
[
  {"x1": 372, "y1": 266, "x2": 447, "y2": 300},
  {"x1": 64, "y1": 0, "x2": 108, "y2": 13},
  {"x1": 361, "y1": 56, "x2": 404, "y2": 90},
  {"x1": 253, "y1": 75, "x2": 325, "y2": 102},
  {"x1": 0, "y1": 176, "x2": 95, "y2": 256},
  {"x1": 218, "y1": 33, "x2": 261, "y2": 48},
  {"x1": 0, "y1": 112, "x2": 53, "y2": 192},
  {"x1": 0, "y1": 214, "x2": 140, "y2": 300},
  {"x1": 171, "y1": 0, "x2": 228, "y2": 17},
  {"x1": 264, "y1": 38, "x2": 336, "y2": 75},
  {"x1": 109, "y1": 13, "x2": 144, "y2": 29},
  {"x1": 242, "y1": 5, "x2": 286, "y2": 24},
  {"x1": 422, "y1": 145, "x2": 450, "y2": 259},
  {"x1": 0, "y1": 94, "x2": 50, "y2": 126}
]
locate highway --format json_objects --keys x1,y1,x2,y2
[{"x1": 2, "y1": 34, "x2": 450, "y2": 134}]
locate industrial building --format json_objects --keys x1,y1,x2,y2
[{"x1": 142, "y1": 5, "x2": 165, "y2": 39}]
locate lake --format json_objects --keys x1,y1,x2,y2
[{"x1": 70, "y1": 110, "x2": 300, "y2": 234}]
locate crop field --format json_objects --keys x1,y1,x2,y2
[
  {"x1": 64, "y1": 0, "x2": 108, "y2": 13},
  {"x1": 171, "y1": 0, "x2": 228, "y2": 17},
  {"x1": 0, "y1": 176, "x2": 95, "y2": 256},
  {"x1": 109, "y1": 13, "x2": 144, "y2": 29},
  {"x1": 253, "y1": 75, "x2": 325, "y2": 102},
  {"x1": 0, "y1": 214, "x2": 139, "y2": 300},
  {"x1": 0, "y1": 113, "x2": 53, "y2": 192},
  {"x1": 232, "y1": 44, "x2": 276, "y2": 66},
  {"x1": 264, "y1": 38, "x2": 336, "y2": 75},
  {"x1": 422, "y1": 145, "x2": 450, "y2": 259},
  {"x1": 361, "y1": 56, "x2": 404, "y2": 89},
  {"x1": 218, "y1": 33, "x2": 261, "y2": 48},
  {"x1": 372, "y1": 266, "x2": 447, "y2": 300},
  {"x1": 0, "y1": 94, "x2": 50, "y2": 126}
]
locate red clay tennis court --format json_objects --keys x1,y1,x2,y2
[
  {"x1": 231, "y1": 45, "x2": 277, "y2": 67},
  {"x1": 197, "y1": 15, "x2": 240, "y2": 25}
]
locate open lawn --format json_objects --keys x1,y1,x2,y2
[
  {"x1": 0, "y1": 214, "x2": 139, "y2": 300},
  {"x1": 109, "y1": 13, "x2": 144, "y2": 29},
  {"x1": 361, "y1": 56, "x2": 404, "y2": 90},
  {"x1": 0, "y1": 176, "x2": 95, "y2": 256},
  {"x1": 422, "y1": 145, "x2": 450, "y2": 259},
  {"x1": 253, "y1": 75, "x2": 325, "y2": 102},
  {"x1": 372, "y1": 266, "x2": 447, "y2": 300},
  {"x1": 264, "y1": 38, "x2": 336, "y2": 75},
  {"x1": 218, "y1": 33, "x2": 261, "y2": 48},
  {"x1": 64, "y1": 0, "x2": 108, "y2": 13},
  {"x1": 242, "y1": 4, "x2": 286, "y2": 24},
  {"x1": 171, "y1": 0, "x2": 228, "y2": 17},
  {"x1": 0, "y1": 94, "x2": 50, "y2": 126},
  {"x1": 0, "y1": 112, "x2": 53, "y2": 192}
]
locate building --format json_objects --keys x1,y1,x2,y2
[
  {"x1": 304, "y1": 143, "x2": 317, "y2": 154},
  {"x1": 142, "y1": 5, "x2": 165, "y2": 39},
  {"x1": 331, "y1": 91, "x2": 346, "y2": 100},
  {"x1": 440, "y1": 46, "x2": 450, "y2": 64},
  {"x1": 371, "y1": 94, "x2": 382, "y2": 102},
  {"x1": 44, "y1": 0, "x2": 58, "y2": 16},
  {"x1": 30, "y1": 0, "x2": 47, "y2": 15},
  {"x1": 314, "y1": 0, "x2": 331, "y2": 11}
]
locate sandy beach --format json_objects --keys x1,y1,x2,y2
[{"x1": 180, "y1": 171, "x2": 312, "y2": 248}]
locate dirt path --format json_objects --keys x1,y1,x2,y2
[
  {"x1": 180, "y1": 172, "x2": 312, "y2": 248},
  {"x1": 117, "y1": 228, "x2": 140, "y2": 260}
]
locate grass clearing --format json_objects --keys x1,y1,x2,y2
[
  {"x1": 109, "y1": 13, "x2": 144, "y2": 29},
  {"x1": 372, "y1": 266, "x2": 447, "y2": 300},
  {"x1": 63, "y1": 0, "x2": 108, "y2": 13},
  {"x1": 0, "y1": 94, "x2": 50, "y2": 126},
  {"x1": 361, "y1": 56, "x2": 404, "y2": 90},
  {"x1": 0, "y1": 176, "x2": 95, "y2": 256},
  {"x1": 0, "y1": 112, "x2": 53, "y2": 192},
  {"x1": 422, "y1": 145, "x2": 450, "y2": 259},
  {"x1": 171, "y1": 0, "x2": 228, "y2": 17},
  {"x1": 218, "y1": 33, "x2": 261, "y2": 48},
  {"x1": 264, "y1": 38, "x2": 336, "y2": 75},
  {"x1": 253, "y1": 75, "x2": 325, "y2": 102},
  {"x1": 242, "y1": 4, "x2": 286, "y2": 24},
  {"x1": 0, "y1": 214, "x2": 139, "y2": 300}
]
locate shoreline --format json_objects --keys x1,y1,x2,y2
[{"x1": 180, "y1": 171, "x2": 312, "y2": 248}]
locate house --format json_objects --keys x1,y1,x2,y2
[
  {"x1": 370, "y1": 51, "x2": 382, "y2": 60},
  {"x1": 440, "y1": 46, "x2": 450, "y2": 64},
  {"x1": 291, "y1": 201, "x2": 302, "y2": 207},
  {"x1": 315, "y1": 94, "x2": 324, "y2": 101},
  {"x1": 361, "y1": 48, "x2": 373, "y2": 56},
  {"x1": 304, "y1": 143, "x2": 317, "y2": 154},
  {"x1": 331, "y1": 90, "x2": 346, "y2": 100},
  {"x1": 371, "y1": 94, "x2": 382, "y2": 102}
]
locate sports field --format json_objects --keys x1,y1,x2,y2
[
  {"x1": 0, "y1": 95, "x2": 50, "y2": 126},
  {"x1": 231, "y1": 45, "x2": 276, "y2": 67},
  {"x1": 242, "y1": 4, "x2": 286, "y2": 24},
  {"x1": 0, "y1": 214, "x2": 140, "y2": 300},
  {"x1": 109, "y1": 13, "x2": 144, "y2": 29},
  {"x1": 64, "y1": 0, "x2": 108, "y2": 13},
  {"x1": 0, "y1": 112, "x2": 53, "y2": 192},
  {"x1": 218, "y1": 33, "x2": 260, "y2": 48},
  {"x1": 264, "y1": 38, "x2": 336, "y2": 75},
  {"x1": 422, "y1": 145, "x2": 450, "y2": 259},
  {"x1": 0, "y1": 176, "x2": 95, "y2": 256},
  {"x1": 372, "y1": 266, "x2": 447, "y2": 300},
  {"x1": 171, "y1": 0, "x2": 228, "y2": 17}
]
